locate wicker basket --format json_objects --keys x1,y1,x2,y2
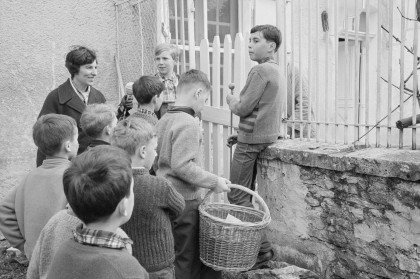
[{"x1": 199, "y1": 184, "x2": 271, "y2": 272}]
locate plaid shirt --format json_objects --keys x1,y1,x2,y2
[
  {"x1": 73, "y1": 224, "x2": 133, "y2": 250},
  {"x1": 156, "y1": 72, "x2": 178, "y2": 102}
]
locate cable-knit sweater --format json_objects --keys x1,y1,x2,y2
[
  {"x1": 27, "y1": 209, "x2": 132, "y2": 279},
  {"x1": 155, "y1": 109, "x2": 219, "y2": 200},
  {"x1": 121, "y1": 168, "x2": 185, "y2": 272}
]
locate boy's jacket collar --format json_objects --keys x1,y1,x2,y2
[{"x1": 167, "y1": 106, "x2": 195, "y2": 117}]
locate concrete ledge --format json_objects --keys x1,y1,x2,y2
[{"x1": 261, "y1": 140, "x2": 420, "y2": 181}]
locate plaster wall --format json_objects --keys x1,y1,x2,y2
[
  {"x1": 0, "y1": 0, "x2": 119, "y2": 197},
  {"x1": 258, "y1": 140, "x2": 420, "y2": 278}
]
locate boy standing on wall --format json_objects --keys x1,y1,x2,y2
[{"x1": 226, "y1": 25, "x2": 284, "y2": 267}]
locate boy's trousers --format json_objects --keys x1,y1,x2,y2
[
  {"x1": 228, "y1": 141, "x2": 273, "y2": 254},
  {"x1": 173, "y1": 198, "x2": 221, "y2": 279}
]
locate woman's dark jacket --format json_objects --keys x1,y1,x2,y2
[{"x1": 36, "y1": 79, "x2": 106, "y2": 166}]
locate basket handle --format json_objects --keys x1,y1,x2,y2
[{"x1": 203, "y1": 184, "x2": 271, "y2": 222}]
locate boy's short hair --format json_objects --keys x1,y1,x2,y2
[
  {"x1": 250, "y1": 25, "x2": 282, "y2": 52},
  {"x1": 155, "y1": 43, "x2": 181, "y2": 62},
  {"x1": 33, "y1": 114, "x2": 77, "y2": 156},
  {"x1": 80, "y1": 104, "x2": 116, "y2": 138},
  {"x1": 111, "y1": 118, "x2": 155, "y2": 156},
  {"x1": 177, "y1": 69, "x2": 212, "y2": 93},
  {"x1": 132, "y1": 76, "x2": 165, "y2": 105},
  {"x1": 65, "y1": 46, "x2": 97, "y2": 78},
  {"x1": 63, "y1": 146, "x2": 132, "y2": 225}
]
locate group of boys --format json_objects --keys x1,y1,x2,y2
[{"x1": 0, "y1": 24, "x2": 283, "y2": 279}]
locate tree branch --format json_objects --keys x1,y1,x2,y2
[
  {"x1": 381, "y1": 25, "x2": 415, "y2": 56},
  {"x1": 380, "y1": 76, "x2": 413, "y2": 94},
  {"x1": 353, "y1": 94, "x2": 413, "y2": 144},
  {"x1": 397, "y1": 6, "x2": 418, "y2": 22}
]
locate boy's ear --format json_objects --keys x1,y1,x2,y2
[
  {"x1": 194, "y1": 88, "x2": 202, "y2": 99},
  {"x1": 63, "y1": 140, "x2": 72, "y2": 153},
  {"x1": 151, "y1": 95, "x2": 157, "y2": 104},
  {"x1": 117, "y1": 197, "x2": 129, "y2": 218},
  {"x1": 269, "y1": 41, "x2": 276, "y2": 52},
  {"x1": 104, "y1": 125, "x2": 111, "y2": 135},
  {"x1": 136, "y1": 145, "x2": 147, "y2": 159}
]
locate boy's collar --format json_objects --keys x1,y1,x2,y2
[
  {"x1": 167, "y1": 106, "x2": 195, "y2": 117},
  {"x1": 156, "y1": 71, "x2": 177, "y2": 82},
  {"x1": 73, "y1": 223, "x2": 133, "y2": 250},
  {"x1": 258, "y1": 56, "x2": 275, "y2": 64}
]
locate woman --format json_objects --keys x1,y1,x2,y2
[
  {"x1": 154, "y1": 43, "x2": 181, "y2": 118},
  {"x1": 36, "y1": 46, "x2": 130, "y2": 166}
]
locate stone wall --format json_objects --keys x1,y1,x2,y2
[{"x1": 257, "y1": 140, "x2": 420, "y2": 279}]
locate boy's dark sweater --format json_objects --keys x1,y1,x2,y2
[
  {"x1": 121, "y1": 168, "x2": 185, "y2": 272},
  {"x1": 87, "y1": 139, "x2": 110, "y2": 149}
]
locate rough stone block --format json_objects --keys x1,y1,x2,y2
[
  {"x1": 222, "y1": 260, "x2": 320, "y2": 279},
  {"x1": 396, "y1": 253, "x2": 420, "y2": 273},
  {"x1": 354, "y1": 223, "x2": 378, "y2": 243}
]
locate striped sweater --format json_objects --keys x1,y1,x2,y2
[{"x1": 227, "y1": 58, "x2": 284, "y2": 144}]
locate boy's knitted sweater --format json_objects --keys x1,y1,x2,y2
[
  {"x1": 0, "y1": 158, "x2": 70, "y2": 260},
  {"x1": 26, "y1": 210, "x2": 80, "y2": 279},
  {"x1": 27, "y1": 209, "x2": 131, "y2": 279},
  {"x1": 46, "y1": 238, "x2": 148, "y2": 279},
  {"x1": 227, "y1": 58, "x2": 285, "y2": 144},
  {"x1": 129, "y1": 108, "x2": 159, "y2": 126},
  {"x1": 121, "y1": 168, "x2": 185, "y2": 272},
  {"x1": 155, "y1": 109, "x2": 219, "y2": 200}
]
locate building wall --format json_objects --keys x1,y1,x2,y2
[
  {"x1": 0, "y1": 0, "x2": 119, "y2": 197},
  {"x1": 258, "y1": 140, "x2": 420, "y2": 278}
]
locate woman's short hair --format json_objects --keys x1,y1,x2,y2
[
  {"x1": 65, "y1": 46, "x2": 97, "y2": 78},
  {"x1": 154, "y1": 43, "x2": 181, "y2": 62}
]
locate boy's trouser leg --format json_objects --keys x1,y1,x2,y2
[
  {"x1": 148, "y1": 265, "x2": 175, "y2": 279},
  {"x1": 228, "y1": 142, "x2": 272, "y2": 254},
  {"x1": 173, "y1": 199, "x2": 221, "y2": 279}
]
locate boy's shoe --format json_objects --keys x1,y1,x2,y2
[{"x1": 250, "y1": 249, "x2": 275, "y2": 270}]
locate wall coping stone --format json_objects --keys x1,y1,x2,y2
[{"x1": 260, "y1": 140, "x2": 420, "y2": 181}]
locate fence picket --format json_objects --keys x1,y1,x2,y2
[
  {"x1": 212, "y1": 123, "x2": 221, "y2": 176},
  {"x1": 212, "y1": 36, "x2": 221, "y2": 107},
  {"x1": 202, "y1": 121, "x2": 211, "y2": 172},
  {"x1": 223, "y1": 35, "x2": 232, "y2": 109},
  {"x1": 186, "y1": 0, "x2": 195, "y2": 69},
  {"x1": 234, "y1": 33, "x2": 246, "y2": 91},
  {"x1": 200, "y1": 38, "x2": 210, "y2": 78},
  {"x1": 222, "y1": 126, "x2": 230, "y2": 179}
]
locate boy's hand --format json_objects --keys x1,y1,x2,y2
[
  {"x1": 213, "y1": 177, "x2": 231, "y2": 194},
  {"x1": 226, "y1": 134, "x2": 238, "y2": 148},
  {"x1": 226, "y1": 93, "x2": 234, "y2": 105},
  {"x1": 120, "y1": 94, "x2": 133, "y2": 110}
]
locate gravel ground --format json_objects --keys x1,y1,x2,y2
[{"x1": 0, "y1": 239, "x2": 27, "y2": 279}]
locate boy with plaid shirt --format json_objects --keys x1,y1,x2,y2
[{"x1": 46, "y1": 146, "x2": 148, "y2": 279}]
